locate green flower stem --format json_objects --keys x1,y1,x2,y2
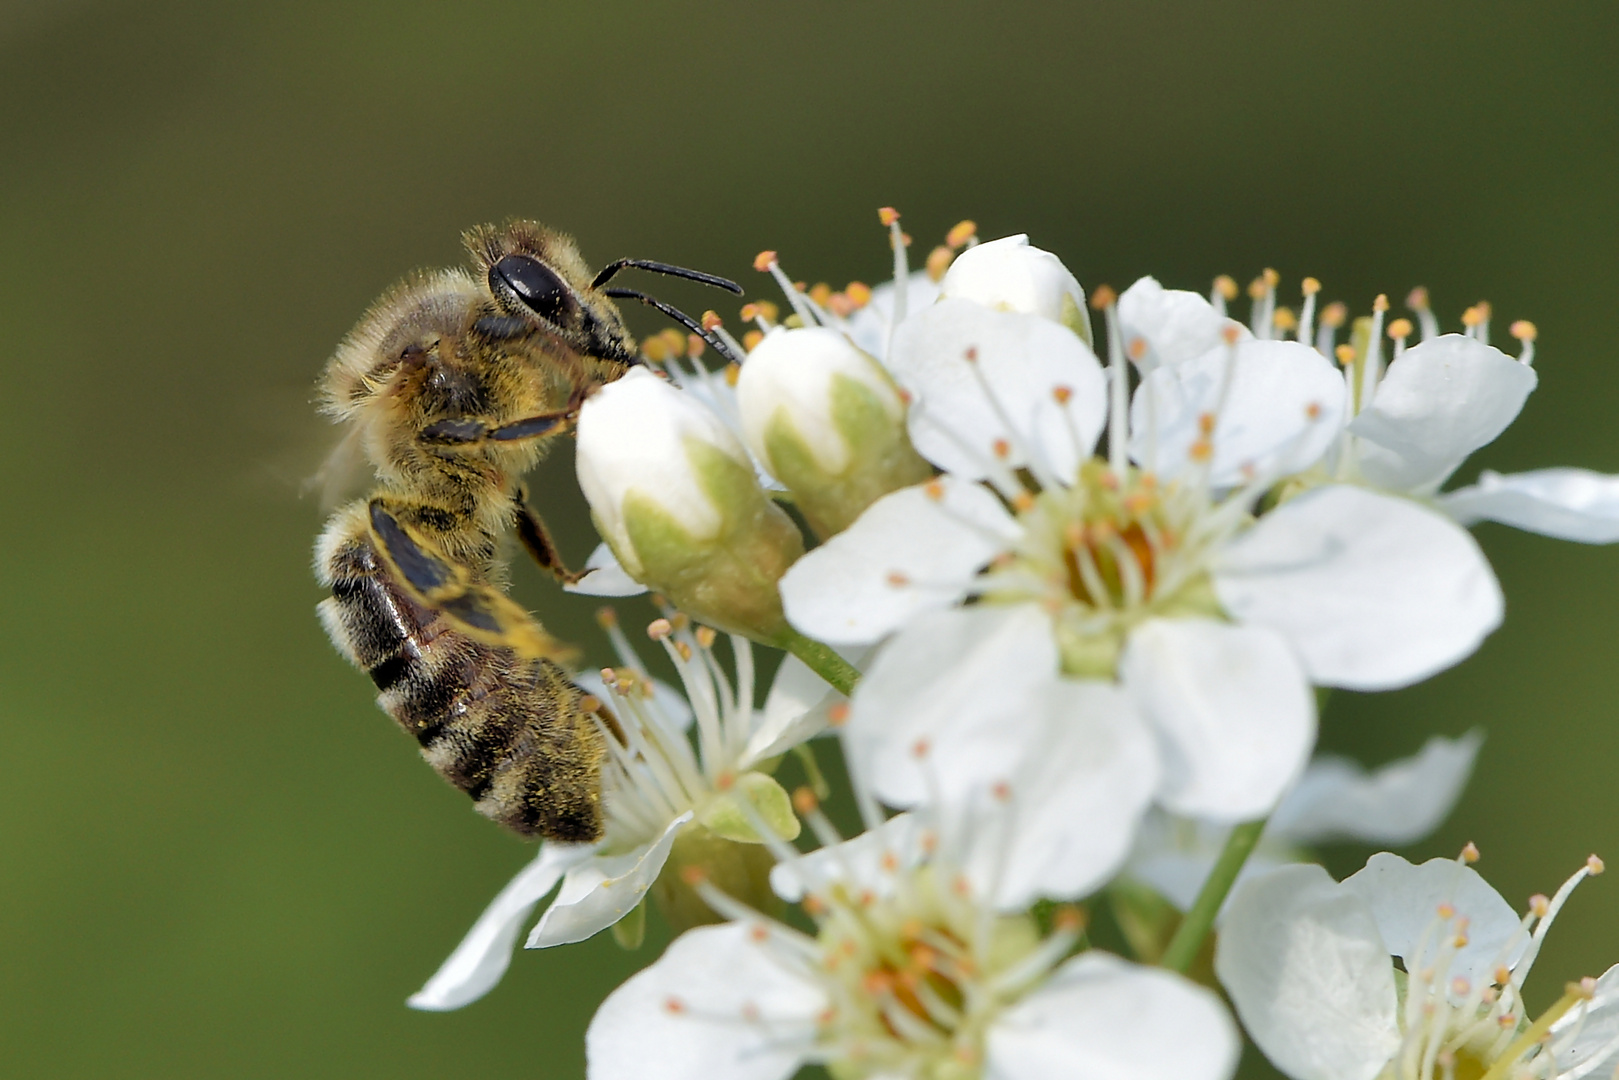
[
  {"x1": 1161, "y1": 817, "x2": 1268, "y2": 973},
  {"x1": 781, "y1": 629, "x2": 861, "y2": 696}
]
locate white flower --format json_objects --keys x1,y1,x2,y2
[
  {"x1": 408, "y1": 619, "x2": 823, "y2": 1012},
  {"x1": 781, "y1": 285, "x2": 1500, "y2": 821},
  {"x1": 575, "y1": 367, "x2": 804, "y2": 641},
  {"x1": 1127, "y1": 731, "x2": 1483, "y2": 913},
  {"x1": 1117, "y1": 275, "x2": 1251, "y2": 372},
  {"x1": 588, "y1": 802, "x2": 1237, "y2": 1080},
  {"x1": 1216, "y1": 851, "x2": 1617, "y2": 1080},
  {"x1": 938, "y1": 233, "x2": 1092, "y2": 344},
  {"x1": 736, "y1": 326, "x2": 931, "y2": 537}
]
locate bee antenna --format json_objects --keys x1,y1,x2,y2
[
  {"x1": 591, "y1": 259, "x2": 743, "y2": 295},
  {"x1": 602, "y1": 288, "x2": 743, "y2": 365}
]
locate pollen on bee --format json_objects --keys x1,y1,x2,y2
[
  {"x1": 753, "y1": 250, "x2": 778, "y2": 272},
  {"x1": 946, "y1": 219, "x2": 978, "y2": 249}
]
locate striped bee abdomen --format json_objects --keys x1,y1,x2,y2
[{"x1": 315, "y1": 505, "x2": 605, "y2": 843}]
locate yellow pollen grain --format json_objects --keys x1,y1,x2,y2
[
  {"x1": 947, "y1": 219, "x2": 978, "y2": 248},
  {"x1": 1511, "y1": 320, "x2": 1538, "y2": 341},
  {"x1": 1213, "y1": 275, "x2": 1238, "y2": 301},
  {"x1": 742, "y1": 329, "x2": 764, "y2": 352},
  {"x1": 752, "y1": 250, "x2": 778, "y2": 272},
  {"x1": 846, "y1": 281, "x2": 873, "y2": 307},
  {"x1": 1090, "y1": 284, "x2": 1117, "y2": 309},
  {"x1": 809, "y1": 282, "x2": 832, "y2": 307},
  {"x1": 926, "y1": 245, "x2": 953, "y2": 281},
  {"x1": 1335, "y1": 343, "x2": 1356, "y2": 366},
  {"x1": 1387, "y1": 318, "x2": 1414, "y2": 339},
  {"x1": 878, "y1": 206, "x2": 901, "y2": 226},
  {"x1": 1302, "y1": 276, "x2": 1322, "y2": 296}
]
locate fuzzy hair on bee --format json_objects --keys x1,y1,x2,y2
[{"x1": 311, "y1": 220, "x2": 740, "y2": 843}]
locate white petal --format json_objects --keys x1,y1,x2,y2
[
  {"x1": 407, "y1": 842, "x2": 592, "y2": 1011},
  {"x1": 1125, "y1": 810, "x2": 1292, "y2": 914},
  {"x1": 1130, "y1": 339, "x2": 1346, "y2": 485},
  {"x1": 841, "y1": 269, "x2": 942, "y2": 360},
  {"x1": 987, "y1": 952, "x2": 1239, "y2": 1080},
  {"x1": 1341, "y1": 853, "x2": 1524, "y2": 985},
  {"x1": 527, "y1": 813, "x2": 691, "y2": 948},
  {"x1": 1213, "y1": 485, "x2": 1502, "y2": 690},
  {"x1": 888, "y1": 298, "x2": 1107, "y2": 480},
  {"x1": 778, "y1": 476, "x2": 1017, "y2": 645},
  {"x1": 1440, "y1": 467, "x2": 1619, "y2": 542},
  {"x1": 1553, "y1": 964, "x2": 1619, "y2": 1080},
  {"x1": 586, "y1": 923, "x2": 824, "y2": 1080},
  {"x1": 769, "y1": 813, "x2": 923, "y2": 902},
  {"x1": 969, "y1": 680, "x2": 1160, "y2": 908},
  {"x1": 1120, "y1": 618, "x2": 1315, "y2": 821},
  {"x1": 565, "y1": 542, "x2": 649, "y2": 597},
  {"x1": 1216, "y1": 864, "x2": 1399, "y2": 1080},
  {"x1": 937, "y1": 234, "x2": 1088, "y2": 332},
  {"x1": 844, "y1": 603, "x2": 1057, "y2": 807},
  {"x1": 1117, "y1": 275, "x2": 1249, "y2": 372},
  {"x1": 1269, "y1": 731, "x2": 1483, "y2": 845},
  {"x1": 741, "y1": 647, "x2": 866, "y2": 766},
  {"x1": 1348, "y1": 334, "x2": 1537, "y2": 492}
]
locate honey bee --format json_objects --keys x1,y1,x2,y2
[{"x1": 314, "y1": 220, "x2": 741, "y2": 842}]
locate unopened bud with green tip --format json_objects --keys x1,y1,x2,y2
[
  {"x1": 737, "y1": 327, "x2": 933, "y2": 538},
  {"x1": 576, "y1": 367, "x2": 805, "y2": 644},
  {"x1": 939, "y1": 233, "x2": 1093, "y2": 346}
]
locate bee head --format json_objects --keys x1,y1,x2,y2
[{"x1": 465, "y1": 221, "x2": 638, "y2": 367}]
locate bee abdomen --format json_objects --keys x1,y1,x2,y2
[{"x1": 315, "y1": 506, "x2": 604, "y2": 842}]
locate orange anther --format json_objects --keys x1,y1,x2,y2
[
  {"x1": 1335, "y1": 343, "x2": 1357, "y2": 366},
  {"x1": 647, "y1": 618, "x2": 673, "y2": 640},
  {"x1": 1272, "y1": 307, "x2": 1298, "y2": 332},
  {"x1": 886, "y1": 571, "x2": 910, "y2": 587},
  {"x1": 1406, "y1": 286, "x2": 1431, "y2": 311},
  {"x1": 808, "y1": 282, "x2": 832, "y2": 307},
  {"x1": 680, "y1": 865, "x2": 708, "y2": 885},
  {"x1": 1128, "y1": 337, "x2": 1148, "y2": 361},
  {"x1": 753, "y1": 250, "x2": 778, "y2": 272},
  {"x1": 724, "y1": 361, "x2": 740, "y2": 387},
  {"x1": 1263, "y1": 267, "x2": 1280, "y2": 287},
  {"x1": 923, "y1": 479, "x2": 946, "y2": 501},
  {"x1": 792, "y1": 787, "x2": 818, "y2": 815},
  {"x1": 595, "y1": 607, "x2": 619, "y2": 628},
  {"x1": 686, "y1": 333, "x2": 706, "y2": 358},
  {"x1": 1090, "y1": 284, "x2": 1117, "y2": 309},
  {"x1": 1461, "y1": 306, "x2": 1483, "y2": 327},
  {"x1": 1213, "y1": 275, "x2": 1239, "y2": 301},
  {"x1": 1322, "y1": 301, "x2": 1348, "y2": 328},
  {"x1": 925, "y1": 245, "x2": 953, "y2": 282},
  {"x1": 845, "y1": 281, "x2": 873, "y2": 307},
  {"x1": 1053, "y1": 385, "x2": 1073, "y2": 404},
  {"x1": 1373, "y1": 293, "x2": 1389, "y2": 312},
  {"x1": 694, "y1": 625, "x2": 717, "y2": 649},
  {"x1": 1510, "y1": 320, "x2": 1538, "y2": 342},
  {"x1": 742, "y1": 329, "x2": 764, "y2": 352},
  {"x1": 1589, "y1": 854, "x2": 1606, "y2": 875},
  {"x1": 1302, "y1": 277, "x2": 1322, "y2": 296},
  {"x1": 664, "y1": 996, "x2": 686, "y2": 1014},
  {"x1": 1220, "y1": 323, "x2": 1243, "y2": 345},
  {"x1": 1387, "y1": 318, "x2": 1414, "y2": 339},
  {"x1": 701, "y1": 310, "x2": 723, "y2": 331},
  {"x1": 1247, "y1": 277, "x2": 1267, "y2": 300},
  {"x1": 878, "y1": 206, "x2": 901, "y2": 226},
  {"x1": 946, "y1": 220, "x2": 978, "y2": 248},
  {"x1": 827, "y1": 703, "x2": 850, "y2": 728},
  {"x1": 1012, "y1": 491, "x2": 1035, "y2": 513},
  {"x1": 992, "y1": 438, "x2": 1011, "y2": 459}
]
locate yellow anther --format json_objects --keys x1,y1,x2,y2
[
  {"x1": 1090, "y1": 283, "x2": 1117, "y2": 309},
  {"x1": 1197, "y1": 412, "x2": 1217, "y2": 436},
  {"x1": 1589, "y1": 854, "x2": 1606, "y2": 875},
  {"x1": 1012, "y1": 491, "x2": 1036, "y2": 513},
  {"x1": 742, "y1": 329, "x2": 764, "y2": 352},
  {"x1": 660, "y1": 327, "x2": 688, "y2": 352},
  {"x1": 792, "y1": 786, "x2": 819, "y2": 815},
  {"x1": 1247, "y1": 276, "x2": 1267, "y2": 300},
  {"x1": 1406, "y1": 286, "x2": 1431, "y2": 311},
  {"x1": 1322, "y1": 301, "x2": 1348, "y2": 328},
  {"x1": 647, "y1": 617, "x2": 673, "y2": 640},
  {"x1": 826, "y1": 703, "x2": 850, "y2": 728},
  {"x1": 992, "y1": 438, "x2": 1011, "y2": 459},
  {"x1": 1373, "y1": 293, "x2": 1389, "y2": 312},
  {"x1": 1530, "y1": 894, "x2": 1550, "y2": 918},
  {"x1": 925, "y1": 244, "x2": 953, "y2": 282},
  {"x1": 827, "y1": 292, "x2": 854, "y2": 317},
  {"x1": 686, "y1": 333, "x2": 706, "y2": 359},
  {"x1": 1263, "y1": 267, "x2": 1280, "y2": 288},
  {"x1": 1476, "y1": 300, "x2": 1493, "y2": 319},
  {"x1": 1438, "y1": 903, "x2": 1456, "y2": 919},
  {"x1": 1387, "y1": 318, "x2": 1414, "y2": 339},
  {"x1": 1213, "y1": 275, "x2": 1239, "y2": 301},
  {"x1": 724, "y1": 361, "x2": 740, "y2": 386},
  {"x1": 1189, "y1": 439, "x2": 1214, "y2": 462},
  {"x1": 1302, "y1": 277, "x2": 1322, "y2": 296},
  {"x1": 752, "y1": 250, "x2": 778, "y2": 272},
  {"x1": 1462, "y1": 842, "x2": 1481, "y2": 863},
  {"x1": 808, "y1": 282, "x2": 832, "y2": 307},
  {"x1": 1305, "y1": 402, "x2": 1322, "y2": 420},
  {"x1": 579, "y1": 694, "x2": 602, "y2": 716},
  {"x1": 694, "y1": 625, "x2": 717, "y2": 649},
  {"x1": 1495, "y1": 966, "x2": 1512, "y2": 986},
  {"x1": 946, "y1": 219, "x2": 978, "y2": 248},
  {"x1": 845, "y1": 281, "x2": 873, "y2": 307},
  {"x1": 701, "y1": 310, "x2": 723, "y2": 331},
  {"x1": 1272, "y1": 306, "x2": 1298, "y2": 332},
  {"x1": 595, "y1": 606, "x2": 619, "y2": 629},
  {"x1": 1053, "y1": 385, "x2": 1073, "y2": 404},
  {"x1": 1335, "y1": 343, "x2": 1357, "y2": 366},
  {"x1": 674, "y1": 641, "x2": 692, "y2": 662},
  {"x1": 1511, "y1": 320, "x2": 1538, "y2": 342},
  {"x1": 878, "y1": 206, "x2": 901, "y2": 226},
  {"x1": 1462, "y1": 306, "x2": 1484, "y2": 327},
  {"x1": 641, "y1": 335, "x2": 670, "y2": 363}
]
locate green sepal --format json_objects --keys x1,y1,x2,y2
[
  {"x1": 697, "y1": 770, "x2": 801, "y2": 844},
  {"x1": 609, "y1": 899, "x2": 646, "y2": 950}
]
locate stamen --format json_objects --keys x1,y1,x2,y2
[
  {"x1": 1406, "y1": 286, "x2": 1440, "y2": 341},
  {"x1": 946, "y1": 220, "x2": 978, "y2": 249},
  {"x1": 881, "y1": 207, "x2": 910, "y2": 352},
  {"x1": 1317, "y1": 300, "x2": 1348, "y2": 355},
  {"x1": 1299, "y1": 277, "x2": 1321, "y2": 351},
  {"x1": 1210, "y1": 274, "x2": 1238, "y2": 317},
  {"x1": 1510, "y1": 320, "x2": 1537, "y2": 366},
  {"x1": 925, "y1": 245, "x2": 953, "y2": 282},
  {"x1": 1388, "y1": 317, "x2": 1413, "y2": 360}
]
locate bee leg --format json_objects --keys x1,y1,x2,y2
[
  {"x1": 513, "y1": 487, "x2": 585, "y2": 585},
  {"x1": 366, "y1": 498, "x2": 577, "y2": 664},
  {"x1": 419, "y1": 391, "x2": 589, "y2": 448}
]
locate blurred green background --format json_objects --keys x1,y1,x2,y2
[{"x1": 2, "y1": 2, "x2": 1616, "y2": 1077}]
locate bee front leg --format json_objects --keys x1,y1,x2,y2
[
  {"x1": 366, "y1": 498, "x2": 577, "y2": 664},
  {"x1": 418, "y1": 391, "x2": 588, "y2": 448},
  {"x1": 513, "y1": 487, "x2": 585, "y2": 585}
]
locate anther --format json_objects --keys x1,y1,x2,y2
[
  {"x1": 946, "y1": 220, "x2": 978, "y2": 249},
  {"x1": 1305, "y1": 402, "x2": 1322, "y2": 420},
  {"x1": 1052, "y1": 385, "x2": 1073, "y2": 404},
  {"x1": 596, "y1": 607, "x2": 619, "y2": 629},
  {"x1": 579, "y1": 694, "x2": 602, "y2": 715},
  {"x1": 1302, "y1": 277, "x2": 1322, "y2": 296},
  {"x1": 1247, "y1": 277, "x2": 1266, "y2": 300},
  {"x1": 1335, "y1": 343, "x2": 1356, "y2": 366},
  {"x1": 1213, "y1": 275, "x2": 1239, "y2": 301},
  {"x1": 675, "y1": 641, "x2": 692, "y2": 661},
  {"x1": 1321, "y1": 301, "x2": 1348, "y2": 328},
  {"x1": 1407, "y1": 286, "x2": 1431, "y2": 311},
  {"x1": 827, "y1": 703, "x2": 850, "y2": 728},
  {"x1": 749, "y1": 923, "x2": 770, "y2": 944},
  {"x1": 881, "y1": 850, "x2": 900, "y2": 872},
  {"x1": 1462, "y1": 306, "x2": 1484, "y2": 328},
  {"x1": 686, "y1": 333, "x2": 706, "y2": 359},
  {"x1": 742, "y1": 330, "x2": 763, "y2": 352},
  {"x1": 641, "y1": 335, "x2": 670, "y2": 363},
  {"x1": 714, "y1": 769, "x2": 735, "y2": 791},
  {"x1": 681, "y1": 865, "x2": 708, "y2": 886},
  {"x1": 1012, "y1": 491, "x2": 1035, "y2": 513},
  {"x1": 1373, "y1": 293, "x2": 1389, "y2": 312},
  {"x1": 878, "y1": 206, "x2": 900, "y2": 227},
  {"x1": 1530, "y1": 894, "x2": 1550, "y2": 918},
  {"x1": 1053, "y1": 906, "x2": 1085, "y2": 933},
  {"x1": 1128, "y1": 337, "x2": 1148, "y2": 362},
  {"x1": 1462, "y1": 842, "x2": 1481, "y2": 863},
  {"x1": 1452, "y1": 976, "x2": 1472, "y2": 997},
  {"x1": 724, "y1": 361, "x2": 740, "y2": 386},
  {"x1": 964, "y1": 346, "x2": 980, "y2": 362},
  {"x1": 701, "y1": 310, "x2": 723, "y2": 332},
  {"x1": 1220, "y1": 323, "x2": 1242, "y2": 345},
  {"x1": 923, "y1": 479, "x2": 945, "y2": 501},
  {"x1": 1387, "y1": 318, "x2": 1413, "y2": 340},
  {"x1": 665, "y1": 996, "x2": 686, "y2": 1014},
  {"x1": 1263, "y1": 267, "x2": 1280, "y2": 288},
  {"x1": 1495, "y1": 966, "x2": 1513, "y2": 986},
  {"x1": 887, "y1": 571, "x2": 911, "y2": 587},
  {"x1": 1589, "y1": 854, "x2": 1605, "y2": 875},
  {"x1": 752, "y1": 250, "x2": 778, "y2": 272},
  {"x1": 694, "y1": 625, "x2": 717, "y2": 649},
  {"x1": 647, "y1": 617, "x2": 673, "y2": 640},
  {"x1": 599, "y1": 666, "x2": 616, "y2": 683},
  {"x1": 992, "y1": 438, "x2": 1011, "y2": 459},
  {"x1": 992, "y1": 780, "x2": 1012, "y2": 802},
  {"x1": 1511, "y1": 320, "x2": 1538, "y2": 342},
  {"x1": 808, "y1": 282, "x2": 832, "y2": 308},
  {"x1": 792, "y1": 786, "x2": 818, "y2": 816},
  {"x1": 1272, "y1": 307, "x2": 1298, "y2": 333},
  {"x1": 912, "y1": 738, "x2": 930, "y2": 759},
  {"x1": 1197, "y1": 412, "x2": 1217, "y2": 436},
  {"x1": 1090, "y1": 284, "x2": 1117, "y2": 309},
  {"x1": 1438, "y1": 903, "x2": 1456, "y2": 920},
  {"x1": 926, "y1": 245, "x2": 953, "y2": 281},
  {"x1": 845, "y1": 281, "x2": 872, "y2": 308}
]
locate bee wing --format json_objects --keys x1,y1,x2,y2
[{"x1": 303, "y1": 423, "x2": 373, "y2": 512}]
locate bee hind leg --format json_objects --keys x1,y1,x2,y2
[
  {"x1": 365, "y1": 498, "x2": 577, "y2": 664},
  {"x1": 513, "y1": 487, "x2": 585, "y2": 585}
]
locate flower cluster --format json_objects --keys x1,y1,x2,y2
[{"x1": 408, "y1": 211, "x2": 1619, "y2": 1080}]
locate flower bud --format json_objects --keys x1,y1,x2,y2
[
  {"x1": 576, "y1": 368, "x2": 805, "y2": 643},
  {"x1": 939, "y1": 233, "x2": 1092, "y2": 346},
  {"x1": 737, "y1": 327, "x2": 933, "y2": 538}
]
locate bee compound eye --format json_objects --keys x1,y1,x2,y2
[{"x1": 491, "y1": 254, "x2": 572, "y2": 323}]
